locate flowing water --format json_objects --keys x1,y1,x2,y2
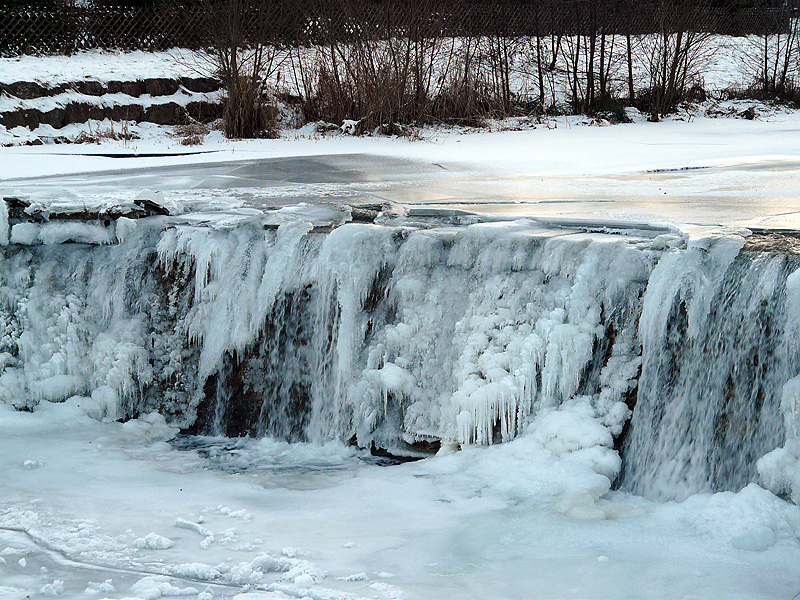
[{"x1": 0, "y1": 211, "x2": 797, "y2": 501}]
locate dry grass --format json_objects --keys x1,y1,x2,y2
[
  {"x1": 174, "y1": 121, "x2": 210, "y2": 137},
  {"x1": 179, "y1": 134, "x2": 204, "y2": 146},
  {"x1": 73, "y1": 121, "x2": 137, "y2": 144}
]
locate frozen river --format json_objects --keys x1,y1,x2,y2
[{"x1": 5, "y1": 151, "x2": 800, "y2": 229}]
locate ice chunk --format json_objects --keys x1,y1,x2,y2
[
  {"x1": 0, "y1": 199, "x2": 8, "y2": 246},
  {"x1": 122, "y1": 412, "x2": 178, "y2": 441},
  {"x1": 293, "y1": 573, "x2": 315, "y2": 587},
  {"x1": 131, "y1": 575, "x2": 198, "y2": 599},
  {"x1": 38, "y1": 580, "x2": 63, "y2": 596},
  {"x1": 38, "y1": 222, "x2": 115, "y2": 246},
  {"x1": 135, "y1": 532, "x2": 175, "y2": 550},
  {"x1": 10, "y1": 222, "x2": 40, "y2": 245},
  {"x1": 115, "y1": 216, "x2": 138, "y2": 243}
]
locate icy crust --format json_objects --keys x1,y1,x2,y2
[
  {"x1": 156, "y1": 219, "x2": 657, "y2": 455},
  {"x1": 0, "y1": 222, "x2": 180, "y2": 422},
  {"x1": 10, "y1": 221, "x2": 116, "y2": 245},
  {"x1": 355, "y1": 224, "x2": 653, "y2": 449}
]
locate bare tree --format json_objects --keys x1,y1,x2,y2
[
  {"x1": 638, "y1": 0, "x2": 717, "y2": 119},
  {"x1": 738, "y1": 6, "x2": 799, "y2": 99},
  {"x1": 199, "y1": 0, "x2": 292, "y2": 138},
  {"x1": 292, "y1": 0, "x2": 501, "y2": 130}
]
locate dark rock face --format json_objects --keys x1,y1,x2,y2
[
  {"x1": 143, "y1": 78, "x2": 180, "y2": 97},
  {"x1": 40, "y1": 108, "x2": 66, "y2": 128},
  {"x1": 0, "y1": 76, "x2": 223, "y2": 136},
  {"x1": 108, "y1": 104, "x2": 145, "y2": 122},
  {"x1": 63, "y1": 103, "x2": 92, "y2": 124},
  {"x1": 0, "y1": 110, "x2": 29, "y2": 129},
  {"x1": 180, "y1": 77, "x2": 221, "y2": 93},
  {"x1": 3, "y1": 81, "x2": 50, "y2": 99},
  {"x1": 192, "y1": 287, "x2": 315, "y2": 440},
  {"x1": 107, "y1": 80, "x2": 143, "y2": 97},
  {"x1": 143, "y1": 102, "x2": 183, "y2": 124},
  {"x1": 72, "y1": 80, "x2": 105, "y2": 96}
]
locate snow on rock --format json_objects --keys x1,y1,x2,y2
[
  {"x1": 38, "y1": 222, "x2": 116, "y2": 246},
  {"x1": 38, "y1": 580, "x2": 64, "y2": 596},
  {"x1": 9, "y1": 222, "x2": 116, "y2": 246},
  {"x1": 122, "y1": 412, "x2": 178, "y2": 441},
  {"x1": 134, "y1": 532, "x2": 176, "y2": 550},
  {"x1": 136, "y1": 190, "x2": 183, "y2": 216},
  {"x1": 10, "y1": 222, "x2": 40, "y2": 245},
  {"x1": 130, "y1": 575, "x2": 198, "y2": 599},
  {"x1": 116, "y1": 217, "x2": 138, "y2": 244}
]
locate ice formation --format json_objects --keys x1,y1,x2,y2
[
  {"x1": 622, "y1": 235, "x2": 798, "y2": 499},
  {"x1": 0, "y1": 201, "x2": 797, "y2": 502}
]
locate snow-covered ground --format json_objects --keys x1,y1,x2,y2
[{"x1": 0, "y1": 50, "x2": 213, "y2": 86}]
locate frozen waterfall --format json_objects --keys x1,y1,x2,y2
[{"x1": 0, "y1": 208, "x2": 798, "y2": 503}]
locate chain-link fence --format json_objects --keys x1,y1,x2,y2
[
  {"x1": 0, "y1": 4, "x2": 207, "y2": 56},
  {"x1": 0, "y1": 1, "x2": 792, "y2": 58}
]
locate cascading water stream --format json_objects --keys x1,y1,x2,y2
[
  {"x1": 0, "y1": 210, "x2": 798, "y2": 503},
  {"x1": 620, "y1": 237, "x2": 796, "y2": 499}
]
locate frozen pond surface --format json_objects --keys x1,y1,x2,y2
[
  {"x1": 5, "y1": 152, "x2": 800, "y2": 229},
  {"x1": 1, "y1": 403, "x2": 799, "y2": 600},
  {"x1": 4, "y1": 113, "x2": 800, "y2": 229}
]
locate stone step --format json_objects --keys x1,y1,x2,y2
[
  {"x1": 0, "y1": 96, "x2": 223, "y2": 130},
  {"x1": 0, "y1": 76, "x2": 225, "y2": 137},
  {"x1": 0, "y1": 76, "x2": 221, "y2": 100}
]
